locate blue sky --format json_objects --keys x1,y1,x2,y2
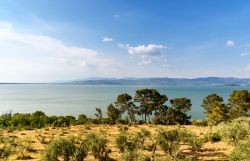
[{"x1": 0, "y1": 0, "x2": 250, "y2": 82}]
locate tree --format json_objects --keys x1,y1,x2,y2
[
  {"x1": 166, "y1": 98, "x2": 192, "y2": 125},
  {"x1": 205, "y1": 101, "x2": 229, "y2": 125},
  {"x1": 202, "y1": 94, "x2": 223, "y2": 109},
  {"x1": 134, "y1": 89, "x2": 167, "y2": 123},
  {"x1": 107, "y1": 103, "x2": 120, "y2": 124},
  {"x1": 114, "y1": 93, "x2": 137, "y2": 122},
  {"x1": 95, "y1": 108, "x2": 103, "y2": 123},
  {"x1": 228, "y1": 90, "x2": 250, "y2": 119},
  {"x1": 78, "y1": 114, "x2": 88, "y2": 124}
]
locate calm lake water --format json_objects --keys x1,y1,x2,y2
[{"x1": 0, "y1": 84, "x2": 250, "y2": 119}]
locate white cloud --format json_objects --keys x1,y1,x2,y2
[
  {"x1": 0, "y1": 21, "x2": 119, "y2": 82},
  {"x1": 102, "y1": 37, "x2": 113, "y2": 42},
  {"x1": 119, "y1": 43, "x2": 169, "y2": 66},
  {"x1": 120, "y1": 44, "x2": 167, "y2": 55},
  {"x1": 240, "y1": 52, "x2": 250, "y2": 56},
  {"x1": 226, "y1": 40, "x2": 235, "y2": 47}
]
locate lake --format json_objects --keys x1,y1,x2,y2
[{"x1": 0, "y1": 84, "x2": 249, "y2": 119}]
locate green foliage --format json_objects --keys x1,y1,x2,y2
[
  {"x1": 116, "y1": 133, "x2": 127, "y2": 152},
  {"x1": 43, "y1": 137, "x2": 76, "y2": 161},
  {"x1": 0, "y1": 144, "x2": 12, "y2": 159},
  {"x1": 228, "y1": 140, "x2": 250, "y2": 161},
  {"x1": 85, "y1": 133, "x2": 112, "y2": 161},
  {"x1": 77, "y1": 114, "x2": 88, "y2": 124},
  {"x1": 115, "y1": 93, "x2": 137, "y2": 122},
  {"x1": 156, "y1": 128, "x2": 180, "y2": 156},
  {"x1": 179, "y1": 129, "x2": 204, "y2": 151},
  {"x1": 205, "y1": 101, "x2": 229, "y2": 125},
  {"x1": 228, "y1": 90, "x2": 250, "y2": 119},
  {"x1": 202, "y1": 94, "x2": 223, "y2": 110},
  {"x1": 16, "y1": 138, "x2": 34, "y2": 160},
  {"x1": 30, "y1": 111, "x2": 48, "y2": 128},
  {"x1": 134, "y1": 89, "x2": 168, "y2": 123},
  {"x1": 0, "y1": 112, "x2": 12, "y2": 127},
  {"x1": 204, "y1": 132, "x2": 222, "y2": 143},
  {"x1": 50, "y1": 116, "x2": 75, "y2": 127},
  {"x1": 212, "y1": 118, "x2": 250, "y2": 146},
  {"x1": 116, "y1": 130, "x2": 146, "y2": 161},
  {"x1": 107, "y1": 103, "x2": 120, "y2": 124},
  {"x1": 211, "y1": 133, "x2": 222, "y2": 142},
  {"x1": 167, "y1": 98, "x2": 192, "y2": 125},
  {"x1": 43, "y1": 136, "x2": 90, "y2": 161},
  {"x1": 95, "y1": 108, "x2": 103, "y2": 124}
]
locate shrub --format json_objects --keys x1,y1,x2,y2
[
  {"x1": 77, "y1": 114, "x2": 88, "y2": 124},
  {"x1": 116, "y1": 133, "x2": 127, "y2": 152},
  {"x1": 212, "y1": 119, "x2": 250, "y2": 146},
  {"x1": 86, "y1": 133, "x2": 112, "y2": 161},
  {"x1": 0, "y1": 144, "x2": 12, "y2": 159},
  {"x1": 210, "y1": 133, "x2": 222, "y2": 142},
  {"x1": 228, "y1": 140, "x2": 250, "y2": 161},
  {"x1": 156, "y1": 128, "x2": 180, "y2": 156},
  {"x1": 73, "y1": 138, "x2": 89, "y2": 161},
  {"x1": 179, "y1": 129, "x2": 204, "y2": 151},
  {"x1": 186, "y1": 137, "x2": 204, "y2": 152},
  {"x1": 43, "y1": 137, "x2": 76, "y2": 161},
  {"x1": 16, "y1": 138, "x2": 34, "y2": 160}
]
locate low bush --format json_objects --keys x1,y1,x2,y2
[
  {"x1": 0, "y1": 144, "x2": 12, "y2": 159},
  {"x1": 86, "y1": 133, "x2": 112, "y2": 161},
  {"x1": 116, "y1": 133, "x2": 127, "y2": 152},
  {"x1": 156, "y1": 128, "x2": 180, "y2": 156},
  {"x1": 43, "y1": 137, "x2": 75, "y2": 161},
  {"x1": 210, "y1": 133, "x2": 222, "y2": 142},
  {"x1": 77, "y1": 114, "x2": 88, "y2": 124},
  {"x1": 212, "y1": 118, "x2": 250, "y2": 146},
  {"x1": 179, "y1": 129, "x2": 204, "y2": 151},
  {"x1": 228, "y1": 140, "x2": 250, "y2": 161}
]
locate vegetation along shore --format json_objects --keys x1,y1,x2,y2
[{"x1": 0, "y1": 88, "x2": 250, "y2": 161}]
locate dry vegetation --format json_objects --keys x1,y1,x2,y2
[{"x1": 0, "y1": 124, "x2": 234, "y2": 161}]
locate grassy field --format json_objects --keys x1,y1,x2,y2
[{"x1": 0, "y1": 124, "x2": 234, "y2": 161}]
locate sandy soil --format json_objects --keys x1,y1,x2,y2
[{"x1": 0, "y1": 124, "x2": 234, "y2": 161}]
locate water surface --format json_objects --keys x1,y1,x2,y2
[{"x1": 0, "y1": 84, "x2": 249, "y2": 119}]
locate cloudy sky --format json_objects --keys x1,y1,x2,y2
[{"x1": 1, "y1": 0, "x2": 250, "y2": 82}]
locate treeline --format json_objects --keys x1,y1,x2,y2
[
  {"x1": 104, "y1": 88, "x2": 250, "y2": 125},
  {"x1": 202, "y1": 89, "x2": 250, "y2": 125},
  {"x1": 0, "y1": 88, "x2": 249, "y2": 129}
]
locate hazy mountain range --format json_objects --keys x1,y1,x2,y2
[{"x1": 69, "y1": 77, "x2": 250, "y2": 86}]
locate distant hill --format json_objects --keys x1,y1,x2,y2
[{"x1": 69, "y1": 77, "x2": 250, "y2": 86}]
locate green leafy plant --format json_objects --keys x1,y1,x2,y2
[
  {"x1": 228, "y1": 140, "x2": 250, "y2": 161},
  {"x1": 156, "y1": 128, "x2": 180, "y2": 156},
  {"x1": 43, "y1": 137, "x2": 76, "y2": 161},
  {"x1": 212, "y1": 119, "x2": 250, "y2": 146},
  {"x1": 86, "y1": 133, "x2": 112, "y2": 161}
]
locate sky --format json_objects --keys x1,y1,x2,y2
[{"x1": 1, "y1": 0, "x2": 250, "y2": 82}]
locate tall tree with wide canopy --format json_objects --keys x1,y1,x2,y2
[
  {"x1": 107, "y1": 103, "x2": 120, "y2": 124},
  {"x1": 201, "y1": 94, "x2": 223, "y2": 109},
  {"x1": 167, "y1": 98, "x2": 192, "y2": 125},
  {"x1": 205, "y1": 101, "x2": 229, "y2": 125},
  {"x1": 134, "y1": 89, "x2": 168, "y2": 122},
  {"x1": 114, "y1": 93, "x2": 137, "y2": 122},
  {"x1": 228, "y1": 90, "x2": 250, "y2": 118}
]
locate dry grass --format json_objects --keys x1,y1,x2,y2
[{"x1": 0, "y1": 124, "x2": 234, "y2": 161}]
